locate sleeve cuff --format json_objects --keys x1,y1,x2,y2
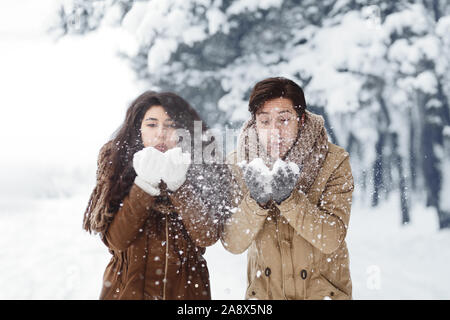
[
  {"x1": 134, "y1": 176, "x2": 161, "y2": 196},
  {"x1": 276, "y1": 189, "x2": 302, "y2": 213},
  {"x1": 129, "y1": 183, "x2": 158, "y2": 204},
  {"x1": 241, "y1": 192, "x2": 270, "y2": 217}
]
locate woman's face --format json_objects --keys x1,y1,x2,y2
[
  {"x1": 255, "y1": 97, "x2": 299, "y2": 160},
  {"x1": 140, "y1": 105, "x2": 178, "y2": 152}
]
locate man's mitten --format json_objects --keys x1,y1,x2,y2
[
  {"x1": 271, "y1": 160, "x2": 301, "y2": 204},
  {"x1": 240, "y1": 158, "x2": 272, "y2": 206}
]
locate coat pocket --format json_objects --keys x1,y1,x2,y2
[
  {"x1": 246, "y1": 275, "x2": 265, "y2": 300},
  {"x1": 316, "y1": 273, "x2": 351, "y2": 300}
]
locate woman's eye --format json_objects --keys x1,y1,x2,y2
[{"x1": 147, "y1": 123, "x2": 157, "y2": 127}]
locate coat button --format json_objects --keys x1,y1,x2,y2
[
  {"x1": 265, "y1": 267, "x2": 271, "y2": 277},
  {"x1": 251, "y1": 291, "x2": 256, "y2": 296},
  {"x1": 330, "y1": 291, "x2": 334, "y2": 297},
  {"x1": 300, "y1": 269, "x2": 307, "y2": 280}
]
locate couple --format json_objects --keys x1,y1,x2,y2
[{"x1": 83, "y1": 77, "x2": 354, "y2": 300}]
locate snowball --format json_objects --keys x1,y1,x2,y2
[{"x1": 240, "y1": 158, "x2": 300, "y2": 195}]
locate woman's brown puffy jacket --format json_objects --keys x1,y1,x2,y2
[{"x1": 87, "y1": 142, "x2": 231, "y2": 300}]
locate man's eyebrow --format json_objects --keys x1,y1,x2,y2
[
  {"x1": 256, "y1": 111, "x2": 270, "y2": 115},
  {"x1": 279, "y1": 110, "x2": 293, "y2": 114},
  {"x1": 145, "y1": 117, "x2": 158, "y2": 121}
]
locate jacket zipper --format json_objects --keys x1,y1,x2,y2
[{"x1": 163, "y1": 214, "x2": 169, "y2": 300}]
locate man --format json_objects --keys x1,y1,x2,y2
[{"x1": 221, "y1": 77, "x2": 354, "y2": 300}]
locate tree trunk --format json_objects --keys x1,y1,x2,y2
[
  {"x1": 409, "y1": 109, "x2": 418, "y2": 191},
  {"x1": 438, "y1": 126, "x2": 450, "y2": 229},
  {"x1": 392, "y1": 132, "x2": 410, "y2": 225},
  {"x1": 372, "y1": 131, "x2": 385, "y2": 207}
]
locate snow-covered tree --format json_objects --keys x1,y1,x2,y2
[{"x1": 53, "y1": 0, "x2": 450, "y2": 228}]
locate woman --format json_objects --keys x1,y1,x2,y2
[
  {"x1": 221, "y1": 77, "x2": 355, "y2": 300},
  {"x1": 83, "y1": 91, "x2": 230, "y2": 300}
]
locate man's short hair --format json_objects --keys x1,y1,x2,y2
[{"x1": 248, "y1": 77, "x2": 307, "y2": 117}]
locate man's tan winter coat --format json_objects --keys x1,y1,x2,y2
[{"x1": 221, "y1": 110, "x2": 354, "y2": 300}]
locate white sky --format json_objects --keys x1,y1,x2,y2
[
  {"x1": 0, "y1": 0, "x2": 142, "y2": 192},
  {"x1": 0, "y1": 0, "x2": 61, "y2": 39}
]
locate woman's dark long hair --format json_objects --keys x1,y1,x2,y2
[{"x1": 83, "y1": 91, "x2": 208, "y2": 233}]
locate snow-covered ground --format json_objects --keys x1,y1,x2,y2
[
  {"x1": 1, "y1": 188, "x2": 449, "y2": 299},
  {"x1": 1, "y1": 1, "x2": 449, "y2": 300}
]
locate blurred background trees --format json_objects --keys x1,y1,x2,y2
[{"x1": 53, "y1": 0, "x2": 450, "y2": 228}]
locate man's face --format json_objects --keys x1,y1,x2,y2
[{"x1": 255, "y1": 97, "x2": 300, "y2": 160}]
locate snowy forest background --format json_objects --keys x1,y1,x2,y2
[{"x1": 0, "y1": 0, "x2": 449, "y2": 299}]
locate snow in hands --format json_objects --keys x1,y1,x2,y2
[
  {"x1": 133, "y1": 146, "x2": 191, "y2": 196},
  {"x1": 239, "y1": 158, "x2": 301, "y2": 205}
]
